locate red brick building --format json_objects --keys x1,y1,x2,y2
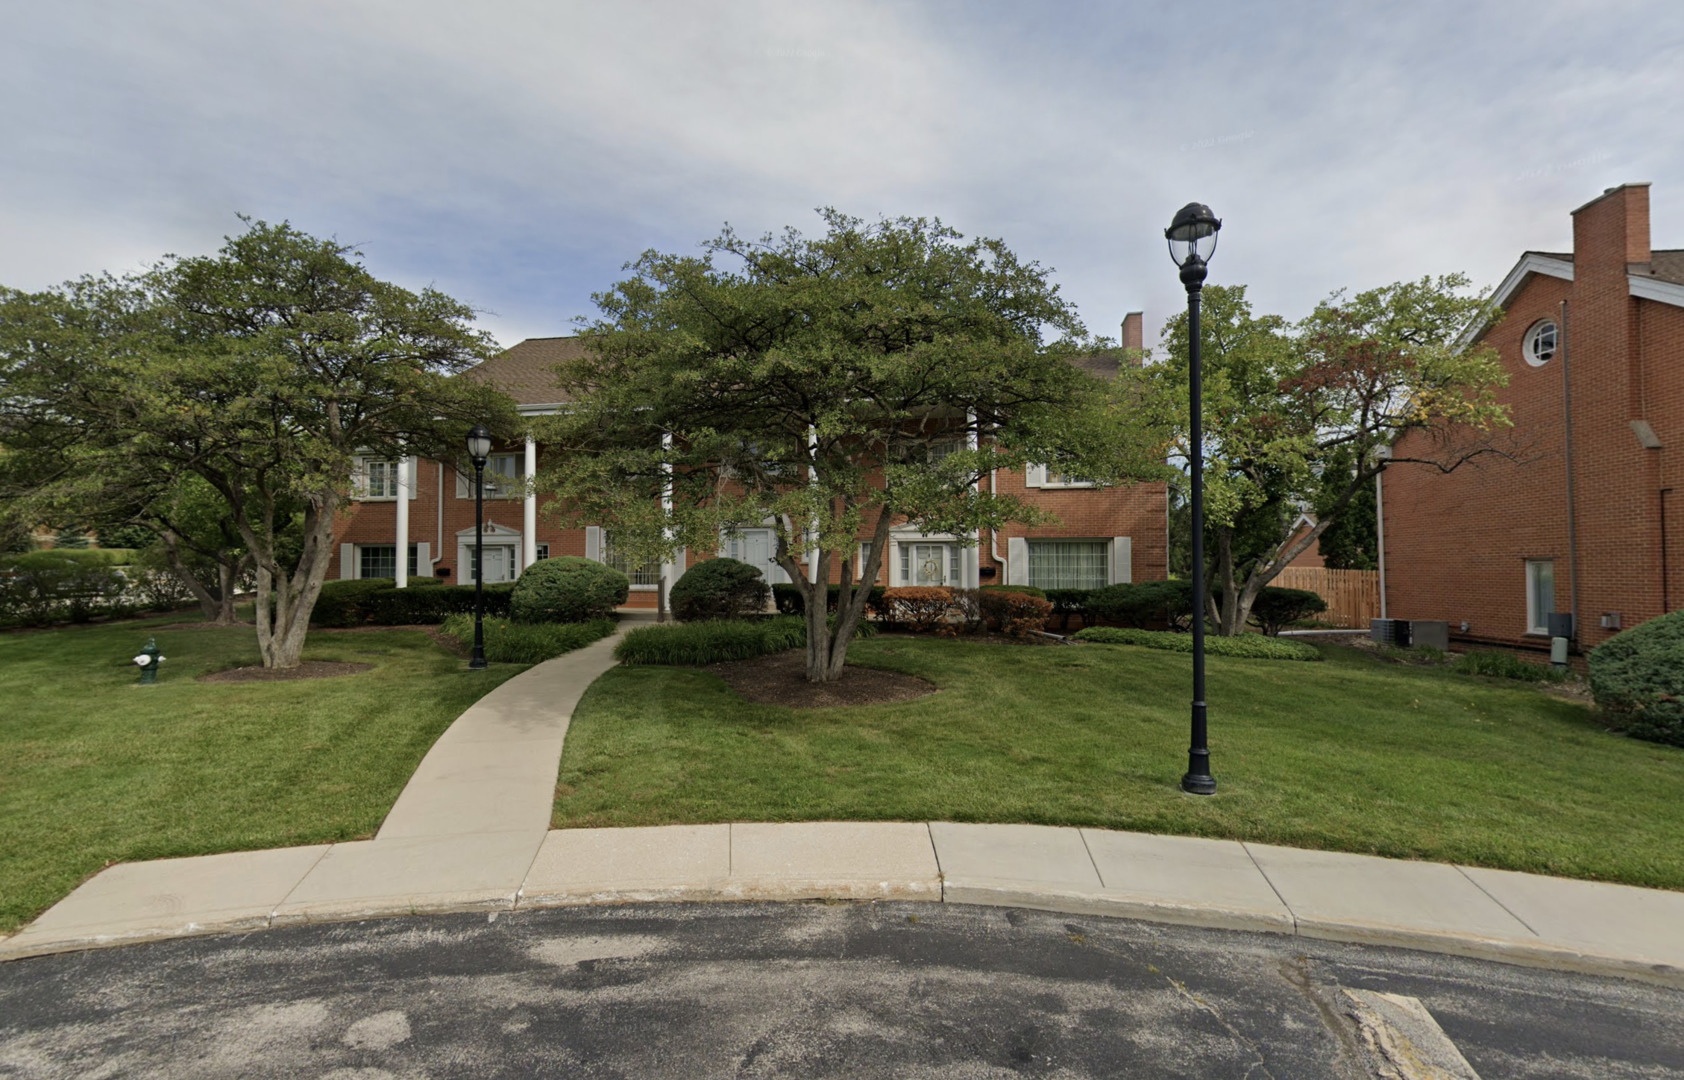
[
  {"x1": 328, "y1": 316, "x2": 1168, "y2": 607},
  {"x1": 1384, "y1": 184, "x2": 1684, "y2": 653}
]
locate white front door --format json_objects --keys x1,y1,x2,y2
[
  {"x1": 910, "y1": 543, "x2": 953, "y2": 586},
  {"x1": 724, "y1": 529, "x2": 789, "y2": 585},
  {"x1": 477, "y1": 545, "x2": 513, "y2": 583}
]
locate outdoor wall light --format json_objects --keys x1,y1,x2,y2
[{"x1": 1166, "y1": 203, "x2": 1221, "y2": 796}]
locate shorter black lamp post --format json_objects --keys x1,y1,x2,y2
[
  {"x1": 467, "y1": 424, "x2": 492, "y2": 670},
  {"x1": 1166, "y1": 201, "x2": 1221, "y2": 796}
]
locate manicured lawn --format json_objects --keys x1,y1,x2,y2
[
  {"x1": 0, "y1": 615, "x2": 524, "y2": 933},
  {"x1": 555, "y1": 637, "x2": 1684, "y2": 890}
]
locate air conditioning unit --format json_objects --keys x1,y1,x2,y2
[
  {"x1": 1370, "y1": 619, "x2": 1411, "y2": 647},
  {"x1": 1409, "y1": 621, "x2": 1450, "y2": 651}
]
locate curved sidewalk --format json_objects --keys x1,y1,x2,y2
[{"x1": 3, "y1": 620, "x2": 1682, "y2": 990}]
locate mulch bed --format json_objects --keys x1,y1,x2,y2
[
  {"x1": 198, "y1": 661, "x2": 373, "y2": 683},
  {"x1": 706, "y1": 649, "x2": 936, "y2": 709}
]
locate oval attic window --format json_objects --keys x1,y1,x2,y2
[{"x1": 1524, "y1": 319, "x2": 1557, "y2": 367}]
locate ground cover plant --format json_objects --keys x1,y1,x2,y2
[
  {"x1": 438, "y1": 614, "x2": 616, "y2": 664},
  {"x1": 1073, "y1": 626, "x2": 1321, "y2": 661},
  {"x1": 0, "y1": 616, "x2": 525, "y2": 933},
  {"x1": 616, "y1": 617, "x2": 810, "y2": 666},
  {"x1": 555, "y1": 638, "x2": 1684, "y2": 890}
]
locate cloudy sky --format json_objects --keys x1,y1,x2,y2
[{"x1": 3, "y1": 1, "x2": 1681, "y2": 350}]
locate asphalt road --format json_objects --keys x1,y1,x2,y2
[{"x1": 2, "y1": 902, "x2": 1681, "y2": 1078}]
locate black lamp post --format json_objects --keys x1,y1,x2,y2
[
  {"x1": 466, "y1": 425, "x2": 492, "y2": 670},
  {"x1": 1166, "y1": 202, "x2": 1221, "y2": 796}
]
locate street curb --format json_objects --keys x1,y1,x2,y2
[{"x1": 3, "y1": 879, "x2": 1681, "y2": 991}]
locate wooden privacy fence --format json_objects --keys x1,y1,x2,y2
[{"x1": 1273, "y1": 567, "x2": 1380, "y2": 629}]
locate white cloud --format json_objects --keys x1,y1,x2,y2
[{"x1": 2, "y1": 0, "x2": 1680, "y2": 348}]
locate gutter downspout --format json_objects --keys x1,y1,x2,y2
[
  {"x1": 1561, "y1": 300, "x2": 1581, "y2": 644},
  {"x1": 435, "y1": 461, "x2": 445, "y2": 578},
  {"x1": 990, "y1": 467, "x2": 1003, "y2": 576},
  {"x1": 1376, "y1": 466, "x2": 1387, "y2": 620}
]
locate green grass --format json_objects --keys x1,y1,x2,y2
[
  {"x1": 0, "y1": 615, "x2": 525, "y2": 932},
  {"x1": 555, "y1": 637, "x2": 1684, "y2": 890}
]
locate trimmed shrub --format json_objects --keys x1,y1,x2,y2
[
  {"x1": 1042, "y1": 588, "x2": 1094, "y2": 632},
  {"x1": 880, "y1": 586, "x2": 957, "y2": 633},
  {"x1": 312, "y1": 577, "x2": 512, "y2": 627},
  {"x1": 670, "y1": 558, "x2": 770, "y2": 621},
  {"x1": 440, "y1": 613, "x2": 616, "y2": 664},
  {"x1": 980, "y1": 584, "x2": 1047, "y2": 599},
  {"x1": 1085, "y1": 580, "x2": 1196, "y2": 630},
  {"x1": 1073, "y1": 625, "x2": 1322, "y2": 661},
  {"x1": 946, "y1": 588, "x2": 984, "y2": 635},
  {"x1": 979, "y1": 589, "x2": 1054, "y2": 638},
  {"x1": 616, "y1": 616, "x2": 807, "y2": 666},
  {"x1": 1589, "y1": 610, "x2": 1684, "y2": 747},
  {"x1": 1248, "y1": 586, "x2": 1328, "y2": 636},
  {"x1": 1450, "y1": 650, "x2": 1565, "y2": 682},
  {"x1": 772, "y1": 582, "x2": 886, "y2": 616},
  {"x1": 311, "y1": 578, "x2": 400, "y2": 627},
  {"x1": 510, "y1": 556, "x2": 629, "y2": 623}
]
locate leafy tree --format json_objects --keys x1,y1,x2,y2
[
  {"x1": 1312, "y1": 445, "x2": 1378, "y2": 571},
  {"x1": 537, "y1": 210, "x2": 1142, "y2": 682},
  {"x1": 0, "y1": 220, "x2": 517, "y2": 666},
  {"x1": 1135, "y1": 277, "x2": 1511, "y2": 634}
]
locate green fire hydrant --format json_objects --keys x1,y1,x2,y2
[{"x1": 134, "y1": 637, "x2": 164, "y2": 685}]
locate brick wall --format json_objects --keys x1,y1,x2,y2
[
  {"x1": 1384, "y1": 184, "x2": 1681, "y2": 651},
  {"x1": 334, "y1": 454, "x2": 1168, "y2": 599}
]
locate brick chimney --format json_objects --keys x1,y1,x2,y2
[
  {"x1": 1572, "y1": 183, "x2": 1651, "y2": 271},
  {"x1": 1121, "y1": 311, "x2": 1144, "y2": 365}
]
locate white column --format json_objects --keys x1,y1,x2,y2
[
  {"x1": 395, "y1": 455, "x2": 411, "y2": 588},
  {"x1": 523, "y1": 435, "x2": 538, "y2": 572}
]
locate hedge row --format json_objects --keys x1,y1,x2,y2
[
  {"x1": 1072, "y1": 626, "x2": 1323, "y2": 661},
  {"x1": 438, "y1": 614, "x2": 617, "y2": 664},
  {"x1": 617, "y1": 616, "x2": 808, "y2": 666},
  {"x1": 771, "y1": 583, "x2": 887, "y2": 616},
  {"x1": 0, "y1": 552, "x2": 132, "y2": 627},
  {"x1": 616, "y1": 615, "x2": 877, "y2": 666},
  {"x1": 311, "y1": 577, "x2": 514, "y2": 627}
]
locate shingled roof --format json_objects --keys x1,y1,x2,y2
[
  {"x1": 467, "y1": 333, "x2": 1139, "y2": 406},
  {"x1": 461, "y1": 336, "x2": 588, "y2": 406},
  {"x1": 1523, "y1": 249, "x2": 1684, "y2": 286}
]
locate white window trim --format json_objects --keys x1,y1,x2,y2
[
  {"x1": 1523, "y1": 320, "x2": 1558, "y2": 368},
  {"x1": 353, "y1": 456, "x2": 417, "y2": 501},
  {"x1": 455, "y1": 453, "x2": 526, "y2": 501},
  {"x1": 1525, "y1": 559, "x2": 1555, "y2": 636},
  {"x1": 1024, "y1": 463, "x2": 1098, "y2": 489}
]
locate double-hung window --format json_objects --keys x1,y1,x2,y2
[
  {"x1": 604, "y1": 532, "x2": 660, "y2": 586},
  {"x1": 1028, "y1": 540, "x2": 1109, "y2": 590},
  {"x1": 456, "y1": 453, "x2": 524, "y2": 500},
  {"x1": 358, "y1": 544, "x2": 419, "y2": 580},
  {"x1": 359, "y1": 459, "x2": 401, "y2": 499}
]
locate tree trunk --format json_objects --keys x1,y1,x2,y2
[{"x1": 250, "y1": 498, "x2": 337, "y2": 669}]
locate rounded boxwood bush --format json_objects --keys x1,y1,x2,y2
[
  {"x1": 510, "y1": 556, "x2": 629, "y2": 623},
  {"x1": 1589, "y1": 610, "x2": 1684, "y2": 747},
  {"x1": 669, "y1": 558, "x2": 770, "y2": 621}
]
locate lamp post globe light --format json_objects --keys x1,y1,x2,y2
[
  {"x1": 466, "y1": 424, "x2": 493, "y2": 671},
  {"x1": 1166, "y1": 202, "x2": 1221, "y2": 796}
]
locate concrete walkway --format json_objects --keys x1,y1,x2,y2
[{"x1": 4, "y1": 616, "x2": 1683, "y2": 990}]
